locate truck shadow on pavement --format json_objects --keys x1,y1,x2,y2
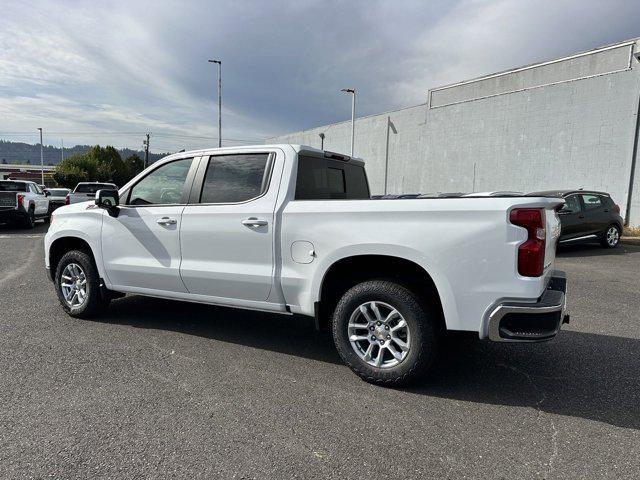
[
  {"x1": 100, "y1": 295, "x2": 638, "y2": 431},
  {"x1": 412, "y1": 332, "x2": 640, "y2": 431}
]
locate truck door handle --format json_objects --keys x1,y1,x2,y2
[
  {"x1": 241, "y1": 217, "x2": 268, "y2": 227},
  {"x1": 157, "y1": 217, "x2": 177, "y2": 226},
  {"x1": 578, "y1": 215, "x2": 585, "y2": 219}
]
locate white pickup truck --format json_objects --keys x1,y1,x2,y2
[
  {"x1": 45, "y1": 145, "x2": 567, "y2": 385},
  {"x1": 67, "y1": 182, "x2": 118, "y2": 205},
  {"x1": 0, "y1": 180, "x2": 50, "y2": 228}
]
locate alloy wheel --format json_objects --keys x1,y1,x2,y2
[
  {"x1": 347, "y1": 301, "x2": 411, "y2": 368},
  {"x1": 60, "y1": 263, "x2": 88, "y2": 308},
  {"x1": 606, "y1": 226, "x2": 620, "y2": 246}
]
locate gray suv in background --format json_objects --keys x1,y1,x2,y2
[{"x1": 530, "y1": 190, "x2": 624, "y2": 248}]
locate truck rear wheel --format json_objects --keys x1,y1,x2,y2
[
  {"x1": 23, "y1": 208, "x2": 35, "y2": 229},
  {"x1": 332, "y1": 280, "x2": 439, "y2": 386},
  {"x1": 54, "y1": 250, "x2": 109, "y2": 318}
]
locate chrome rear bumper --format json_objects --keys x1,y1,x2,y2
[{"x1": 488, "y1": 270, "x2": 568, "y2": 342}]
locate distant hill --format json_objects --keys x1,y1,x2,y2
[{"x1": 0, "y1": 140, "x2": 169, "y2": 166}]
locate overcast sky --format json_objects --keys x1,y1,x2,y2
[{"x1": 1, "y1": 0, "x2": 640, "y2": 152}]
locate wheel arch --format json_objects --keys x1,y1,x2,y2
[
  {"x1": 48, "y1": 236, "x2": 98, "y2": 281},
  {"x1": 315, "y1": 254, "x2": 447, "y2": 332}
]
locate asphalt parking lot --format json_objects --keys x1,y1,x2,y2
[{"x1": 1, "y1": 221, "x2": 639, "y2": 479}]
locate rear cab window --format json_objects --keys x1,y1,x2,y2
[
  {"x1": 75, "y1": 183, "x2": 116, "y2": 194},
  {"x1": 295, "y1": 154, "x2": 370, "y2": 200},
  {"x1": 0, "y1": 181, "x2": 28, "y2": 192}
]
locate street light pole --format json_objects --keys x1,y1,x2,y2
[
  {"x1": 209, "y1": 59, "x2": 222, "y2": 148},
  {"x1": 37, "y1": 128, "x2": 44, "y2": 184},
  {"x1": 340, "y1": 88, "x2": 356, "y2": 156}
]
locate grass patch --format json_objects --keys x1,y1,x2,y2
[{"x1": 623, "y1": 226, "x2": 640, "y2": 237}]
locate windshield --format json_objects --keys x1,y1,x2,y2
[
  {"x1": 0, "y1": 181, "x2": 28, "y2": 192},
  {"x1": 48, "y1": 189, "x2": 70, "y2": 196},
  {"x1": 74, "y1": 183, "x2": 115, "y2": 194}
]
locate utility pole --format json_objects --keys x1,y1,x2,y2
[
  {"x1": 384, "y1": 116, "x2": 397, "y2": 195},
  {"x1": 340, "y1": 88, "x2": 356, "y2": 156},
  {"x1": 37, "y1": 128, "x2": 44, "y2": 184},
  {"x1": 208, "y1": 59, "x2": 222, "y2": 147},
  {"x1": 143, "y1": 133, "x2": 151, "y2": 168},
  {"x1": 61, "y1": 139, "x2": 64, "y2": 162},
  {"x1": 319, "y1": 132, "x2": 325, "y2": 150}
]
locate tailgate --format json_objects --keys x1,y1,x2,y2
[{"x1": 0, "y1": 192, "x2": 17, "y2": 209}]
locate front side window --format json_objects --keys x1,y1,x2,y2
[
  {"x1": 128, "y1": 158, "x2": 193, "y2": 205},
  {"x1": 581, "y1": 194, "x2": 602, "y2": 210},
  {"x1": 563, "y1": 195, "x2": 581, "y2": 213},
  {"x1": 199, "y1": 154, "x2": 270, "y2": 203}
]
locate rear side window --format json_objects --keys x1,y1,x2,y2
[
  {"x1": 199, "y1": 154, "x2": 271, "y2": 203},
  {"x1": 295, "y1": 156, "x2": 369, "y2": 200},
  {"x1": 581, "y1": 194, "x2": 603, "y2": 210}
]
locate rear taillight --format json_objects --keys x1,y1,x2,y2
[
  {"x1": 17, "y1": 194, "x2": 24, "y2": 208},
  {"x1": 510, "y1": 208, "x2": 546, "y2": 277},
  {"x1": 613, "y1": 204, "x2": 620, "y2": 214},
  {"x1": 65, "y1": 194, "x2": 70, "y2": 205}
]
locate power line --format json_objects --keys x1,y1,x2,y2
[{"x1": 0, "y1": 131, "x2": 264, "y2": 143}]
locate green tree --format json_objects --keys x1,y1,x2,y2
[
  {"x1": 53, "y1": 153, "x2": 99, "y2": 188},
  {"x1": 87, "y1": 145, "x2": 127, "y2": 185},
  {"x1": 53, "y1": 145, "x2": 136, "y2": 188},
  {"x1": 124, "y1": 153, "x2": 144, "y2": 181}
]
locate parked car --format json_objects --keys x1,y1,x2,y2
[
  {"x1": 67, "y1": 182, "x2": 118, "y2": 204},
  {"x1": 529, "y1": 190, "x2": 624, "y2": 248},
  {"x1": 45, "y1": 188, "x2": 71, "y2": 211},
  {"x1": 0, "y1": 180, "x2": 50, "y2": 228},
  {"x1": 45, "y1": 145, "x2": 567, "y2": 385}
]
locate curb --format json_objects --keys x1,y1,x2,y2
[{"x1": 621, "y1": 236, "x2": 640, "y2": 245}]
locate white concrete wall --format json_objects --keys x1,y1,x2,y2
[{"x1": 270, "y1": 41, "x2": 640, "y2": 226}]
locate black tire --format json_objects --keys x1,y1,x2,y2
[
  {"x1": 54, "y1": 250, "x2": 109, "y2": 318},
  {"x1": 600, "y1": 224, "x2": 621, "y2": 248},
  {"x1": 23, "y1": 208, "x2": 35, "y2": 229},
  {"x1": 332, "y1": 280, "x2": 440, "y2": 386}
]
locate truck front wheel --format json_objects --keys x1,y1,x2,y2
[
  {"x1": 55, "y1": 250, "x2": 109, "y2": 318},
  {"x1": 332, "y1": 280, "x2": 439, "y2": 386}
]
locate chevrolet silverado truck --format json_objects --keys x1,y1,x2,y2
[
  {"x1": 44, "y1": 145, "x2": 567, "y2": 385},
  {"x1": 0, "y1": 180, "x2": 50, "y2": 228}
]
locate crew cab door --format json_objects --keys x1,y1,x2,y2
[
  {"x1": 179, "y1": 151, "x2": 280, "y2": 302},
  {"x1": 101, "y1": 157, "x2": 198, "y2": 292},
  {"x1": 30, "y1": 183, "x2": 48, "y2": 215}
]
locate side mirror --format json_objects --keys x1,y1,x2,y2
[
  {"x1": 44, "y1": 190, "x2": 51, "y2": 197},
  {"x1": 95, "y1": 189, "x2": 120, "y2": 216}
]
